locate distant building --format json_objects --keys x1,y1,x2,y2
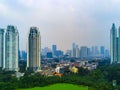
[
  {"x1": 87, "y1": 48, "x2": 91, "y2": 57},
  {"x1": 27, "y1": 27, "x2": 41, "y2": 71},
  {"x1": 0, "y1": 29, "x2": 4, "y2": 69},
  {"x1": 52, "y1": 45, "x2": 57, "y2": 56},
  {"x1": 80, "y1": 46, "x2": 88, "y2": 59},
  {"x1": 105, "y1": 49, "x2": 110, "y2": 57},
  {"x1": 41, "y1": 47, "x2": 51, "y2": 56},
  {"x1": 65, "y1": 50, "x2": 72, "y2": 57},
  {"x1": 5, "y1": 25, "x2": 19, "y2": 71},
  {"x1": 72, "y1": 43, "x2": 76, "y2": 57},
  {"x1": 56, "y1": 50, "x2": 63, "y2": 57},
  {"x1": 47, "y1": 52, "x2": 53, "y2": 58},
  {"x1": 76, "y1": 45, "x2": 80, "y2": 58},
  {"x1": 91, "y1": 46, "x2": 99, "y2": 57},
  {"x1": 20, "y1": 51, "x2": 27, "y2": 60},
  {"x1": 100, "y1": 46, "x2": 105, "y2": 56}
]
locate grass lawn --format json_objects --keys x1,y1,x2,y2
[{"x1": 20, "y1": 83, "x2": 88, "y2": 90}]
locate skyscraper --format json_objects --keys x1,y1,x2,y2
[
  {"x1": 52, "y1": 45, "x2": 57, "y2": 56},
  {"x1": 27, "y1": 27, "x2": 41, "y2": 71},
  {"x1": 76, "y1": 45, "x2": 80, "y2": 58},
  {"x1": 5, "y1": 25, "x2": 19, "y2": 71},
  {"x1": 0, "y1": 29, "x2": 4, "y2": 69},
  {"x1": 118, "y1": 27, "x2": 120, "y2": 63},
  {"x1": 100, "y1": 46, "x2": 105, "y2": 57},
  {"x1": 80, "y1": 46, "x2": 88, "y2": 59},
  {"x1": 110, "y1": 23, "x2": 117, "y2": 64},
  {"x1": 72, "y1": 43, "x2": 76, "y2": 57},
  {"x1": 87, "y1": 48, "x2": 91, "y2": 57},
  {"x1": 91, "y1": 46, "x2": 99, "y2": 57},
  {"x1": 105, "y1": 49, "x2": 110, "y2": 57}
]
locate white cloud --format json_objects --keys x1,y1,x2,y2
[
  {"x1": 0, "y1": 0, "x2": 119, "y2": 50},
  {"x1": 0, "y1": 1, "x2": 23, "y2": 21},
  {"x1": 18, "y1": 0, "x2": 35, "y2": 7},
  {"x1": 0, "y1": 3, "x2": 9, "y2": 16}
]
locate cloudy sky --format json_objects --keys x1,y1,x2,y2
[{"x1": 0, "y1": 0, "x2": 120, "y2": 51}]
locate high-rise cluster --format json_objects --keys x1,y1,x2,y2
[
  {"x1": 71, "y1": 43, "x2": 89, "y2": 59},
  {"x1": 110, "y1": 23, "x2": 120, "y2": 64},
  {"x1": 0, "y1": 25, "x2": 41, "y2": 71},
  {"x1": 70, "y1": 43, "x2": 109, "y2": 59}
]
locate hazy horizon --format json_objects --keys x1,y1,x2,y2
[{"x1": 1, "y1": 0, "x2": 120, "y2": 51}]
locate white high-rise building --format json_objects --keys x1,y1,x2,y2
[
  {"x1": 4, "y1": 25, "x2": 19, "y2": 71},
  {"x1": 27, "y1": 27, "x2": 41, "y2": 71}
]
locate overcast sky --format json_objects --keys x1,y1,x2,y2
[{"x1": 0, "y1": 0, "x2": 120, "y2": 51}]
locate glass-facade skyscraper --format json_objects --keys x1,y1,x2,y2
[
  {"x1": 27, "y1": 27, "x2": 41, "y2": 71},
  {"x1": 110, "y1": 23, "x2": 120, "y2": 64},
  {"x1": 118, "y1": 27, "x2": 120, "y2": 63},
  {"x1": 0, "y1": 29, "x2": 4, "y2": 69},
  {"x1": 5, "y1": 25, "x2": 19, "y2": 71},
  {"x1": 110, "y1": 23, "x2": 117, "y2": 64}
]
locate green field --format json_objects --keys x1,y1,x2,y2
[{"x1": 20, "y1": 84, "x2": 88, "y2": 90}]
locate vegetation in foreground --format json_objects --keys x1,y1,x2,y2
[
  {"x1": 20, "y1": 83, "x2": 88, "y2": 90},
  {"x1": 0, "y1": 65, "x2": 120, "y2": 90}
]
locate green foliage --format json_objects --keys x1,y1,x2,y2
[
  {"x1": 77, "y1": 67, "x2": 90, "y2": 76},
  {"x1": 0, "y1": 65, "x2": 120, "y2": 90}
]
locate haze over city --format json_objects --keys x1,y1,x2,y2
[
  {"x1": 0, "y1": 0, "x2": 120, "y2": 51},
  {"x1": 1, "y1": 1, "x2": 120, "y2": 90}
]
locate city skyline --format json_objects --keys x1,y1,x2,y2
[{"x1": 1, "y1": 0, "x2": 120, "y2": 51}]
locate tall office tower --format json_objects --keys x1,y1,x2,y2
[
  {"x1": 110, "y1": 23, "x2": 117, "y2": 64},
  {"x1": 91, "y1": 46, "x2": 99, "y2": 57},
  {"x1": 100, "y1": 46, "x2": 105, "y2": 57},
  {"x1": 52, "y1": 45, "x2": 57, "y2": 56},
  {"x1": 76, "y1": 45, "x2": 80, "y2": 58},
  {"x1": 116, "y1": 37, "x2": 119, "y2": 62},
  {"x1": 0, "y1": 29, "x2": 4, "y2": 69},
  {"x1": 27, "y1": 27, "x2": 41, "y2": 71},
  {"x1": 5, "y1": 25, "x2": 19, "y2": 71},
  {"x1": 87, "y1": 48, "x2": 91, "y2": 57},
  {"x1": 105, "y1": 49, "x2": 110, "y2": 57},
  {"x1": 80, "y1": 46, "x2": 88, "y2": 59},
  {"x1": 72, "y1": 43, "x2": 76, "y2": 57},
  {"x1": 118, "y1": 27, "x2": 120, "y2": 63},
  {"x1": 65, "y1": 50, "x2": 72, "y2": 57}
]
